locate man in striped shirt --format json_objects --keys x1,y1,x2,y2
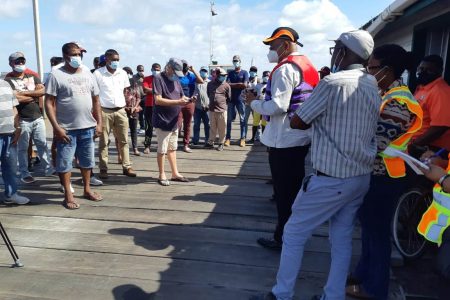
[{"x1": 263, "y1": 30, "x2": 381, "y2": 300}]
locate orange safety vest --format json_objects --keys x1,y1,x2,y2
[
  {"x1": 379, "y1": 86, "x2": 423, "y2": 178},
  {"x1": 418, "y1": 155, "x2": 450, "y2": 246}
]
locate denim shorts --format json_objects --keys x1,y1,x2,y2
[{"x1": 56, "y1": 127, "x2": 95, "y2": 173}]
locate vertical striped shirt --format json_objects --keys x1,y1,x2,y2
[
  {"x1": 0, "y1": 80, "x2": 19, "y2": 134},
  {"x1": 296, "y1": 67, "x2": 381, "y2": 178}
]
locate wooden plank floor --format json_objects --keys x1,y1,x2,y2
[{"x1": 0, "y1": 121, "x2": 430, "y2": 300}]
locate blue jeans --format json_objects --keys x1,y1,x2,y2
[
  {"x1": 192, "y1": 108, "x2": 210, "y2": 144},
  {"x1": 272, "y1": 173, "x2": 371, "y2": 300},
  {"x1": 226, "y1": 101, "x2": 245, "y2": 140},
  {"x1": 243, "y1": 105, "x2": 252, "y2": 139},
  {"x1": 352, "y1": 174, "x2": 408, "y2": 300},
  {"x1": 18, "y1": 117, "x2": 53, "y2": 178},
  {"x1": 56, "y1": 127, "x2": 95, "y2": 173},
  {"x1": 0, "y1": 134, "x2": 18, "y2": 198}
]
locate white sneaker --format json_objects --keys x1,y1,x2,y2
[
  {"x1": 59, "y1": 184, "x2": 74, "y2": 194},
  {"x1": 89, "y1": 176, "x2": 103, "y2": 186},
  {"x1": 4, "y1": 193, "x2": 30, "y2": 205}
]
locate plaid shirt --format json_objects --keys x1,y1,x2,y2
[
  {"x1": 297, "y1": 67, "x2": 382, "y2": 178},
  {"x1": 125, "y1": 81, "x2": 141, "y2": 119}
]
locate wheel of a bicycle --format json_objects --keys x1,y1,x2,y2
[{"x1": 392, "y1": 188, "x2": 433, "y2": 261}]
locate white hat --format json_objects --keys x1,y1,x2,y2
[{"x1": 337, "y1": 30, "x2": 374, "y2": 60}]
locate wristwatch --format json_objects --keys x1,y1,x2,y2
[{"x1": 438, "y1": 174, "x2": 450, "y2": 186}]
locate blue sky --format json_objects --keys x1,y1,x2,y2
[{"x1": 0, "y1": 0, "x2": 393, "y2": 75}]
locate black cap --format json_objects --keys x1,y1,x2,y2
[{"x1": 263, "y1": 27, "x2": 303, "y2": 47}]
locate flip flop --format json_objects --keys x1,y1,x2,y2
[
  {"x1": 62, "y1": 201, "x2": 80, "y2": 210},
  {"x1": 171, "y1": 177, "x2": 190, "y2": 182},
  {"x1": 83, "y1": 192, "x2": 103, "y2": 202},
  {"x1": 158, "y1": 179, "x2": 170, "y2": 186}
]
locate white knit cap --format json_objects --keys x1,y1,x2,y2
[{"x1": 337, "y1": 30, "x2": 374, "y2": 60}]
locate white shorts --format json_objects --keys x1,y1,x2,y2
[{"x1": 156, "y1": 128, "x2": 179, "y2": 154}]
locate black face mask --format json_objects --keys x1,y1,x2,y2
[{"x1": 416, "y1": 71, "x2": 440, "y2": 85}]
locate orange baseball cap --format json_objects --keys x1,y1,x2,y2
[{"x1": 263, "y1": 27, "x2": 303, "y2": 47}]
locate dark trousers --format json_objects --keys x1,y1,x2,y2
[
  {"x1": 192, "y1": 108, "x2": 210, "y2": 144},
  {"x1": 138, "y1": 99, "x2": 145, "y2": 129},
  {"x1": 144, "y1": 106, "x2": 153, "y2": 148},
  {"x1": 128, "y1": 117, "x2": 138, "y2": 150},
  {"x1": 178, "y1": 102, "x2": 195, "y2": 146},
  {"x1": 268, "y1": 145, "x2": 309, "y2": 243},
  {"x1": 436, "y1": 228, "x2": 450, "y2": 300},
  {"x1": 353, "y1": 174, "x2": 408, "y2": 300}
]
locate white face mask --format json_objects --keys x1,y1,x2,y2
[
  {"x1": 13, "y1": 65, "x2": 26, "y2": 73},
  {"x1": 373, "y1": 66, "x2": 388, "y2": 85},
  {"x1": 267, "y1": 50, "x2": 278, "y2": 63}
]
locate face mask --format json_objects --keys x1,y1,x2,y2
[
  {"x1": 416, "y1": 71, "x2": 440, "y2": 85},
  {"x1": 262, "y1": 76, "x2": 269, "y2": 83},
  {"x1": 168, "y1": 74, "x2": 179, "y2": 82},
  {"x1": 373, "y1": 66, "x2": 388, "y2": 85},
  {"x1": 233, "y1": 61, "x2": 240, "y2": 68},
  {"x1": 331, "y1": 48, "x2": 344, "y2": 73},
  {"x1": 200, "y1": 71, "x2": 208, "y2": 79},
  {"x1": 69, "y1": 56, "x2": 82, "y2": 69},
  {"x1": 138, "y1": 71, "x2": 144, "y2": 77},
  {"x1": 249, "y1": 71, "x2": 257, "y2": 78},
  {"x1": 152, "y1": 70, "x2": 160, "y2": 76},
  {"x1": 109, "y1": 61, "x2": 119, "y2": 70},
  {"x1": 267, "y1": 50, "x2": 278, "y2": 63},
  {"x1": 13, "y1": 65, "x2": 26, "y2": 73},
  {"x1": 128, "y1": 74, "x2": 133, "y2": 79},
  {"x1": 218, "y1": 75, "x2": 226, "y2": 83}
]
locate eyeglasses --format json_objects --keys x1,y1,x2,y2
[
  {"x1": 366, "y1": 65, "x2": 383, "y2": 72},
  {"x1": 329, "y1": 46, "x2": 345, "y2": 55}
]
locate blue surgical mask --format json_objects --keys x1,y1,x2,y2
[
  {"x1": 13, "y1": 65, "x2": 26, "y2": 73},
  {"x1": 109, "y1": 61, "x2": 119, "y2": 70},
  {"x1": 200, "y1": 71, "x2": 208, "y2": 79},
  {"x1": 69, "y1": 56, "x2": 82, "y2": 69},
  {"x1": 262, "y1": 76, "x2": 269, "y2": 83},
  {"x1": 218, "y1": 75, "x2": 226, "y2": 83},
  {"x1": 331, "y1": 49, "x2": 344, "y2": 73},
  {"x1": 249, "y1": 71, "x2": 257, "y2": 78},
  {"x1": 169, "y1": 74, "x2": 179, "y2": 82},
  {"x1": 233, "y1": 61, "x2": 240, "y2": 68}
]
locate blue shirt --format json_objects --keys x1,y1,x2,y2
[
  {"x1": 179, "y1": 72, "x2": 197, "y2": 97},
  {"x1": 227, "y1": 69, "x2": 249, "y2": 103}
]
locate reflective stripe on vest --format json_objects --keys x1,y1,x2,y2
[
  {"x1": 379, "y1": 86, "x2": 423, "y2": 178},
  {"x1": 418, "y1": 157, "x2": 450, "y2": 246},
  {"x1": 263, "y1": 55, "x2": 319, "y2": 122}
]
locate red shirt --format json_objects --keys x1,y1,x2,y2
[
  {"x1": 143, "y1": 75, "x2": 154, "y2": 107},
  {"x1": 414, "y1": 77, "x2": 450, "y2": 150}
]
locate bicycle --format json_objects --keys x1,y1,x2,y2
[{"x1": 391, "y1": 186, "x2": 433, "y2": 261}]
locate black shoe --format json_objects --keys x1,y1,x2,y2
[
  {"x1": 204, "y1": 143, "x2": 214, "y2": 149},
  {"x1": 249, "y1": 292, "x2": 276, "y2": 300},
  {"x1": 311, "y1": 295, "x2": 322, "y2": 300},
  {"x1": 257, "y1": 237, "x2": 282, "y2": 250}
]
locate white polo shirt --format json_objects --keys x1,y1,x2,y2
[{"x1": 94, "y1": 66, "x2": 130, "y2": 108}]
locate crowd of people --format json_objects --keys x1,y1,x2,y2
[{"x1": 0, "y1": 24, "x2": 449, "y2": 300}]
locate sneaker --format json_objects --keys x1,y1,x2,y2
[
  {"x1": 138, "y1": 129, "x2": 145, "y2": 135},
  {"x1": 143, "y1": 147, "x2": 150, "y2": 154},
  {"x1": 45, "y1": 170, "x2": 58, "y2": 177},
  {"x1": 224, "y1": 139, "x2": 231, "y2": 147},
  {"x1": 21, "y1": 176, "x2": 36, "y2": 184},
  {"x1": 256, "y1": 237, "x2": 282, "y2": 250},
  {"x1": 90, "y1": 176, "x2": 103, "y2": 186},
  {"x1": 204, "y1": 143, "x2": 214, "y2": 149},
  {"x1": 59, "y1": 184, "x2": 75, "y2": 194},
  {"x1": 239, "y1": 138, "x2": 246, "y2": 147},
  {"x1": 4, "y1": 193, "x2": 30, "y2": 205},
  {"x1": 183, "y1": 146, "x2": 193, "y2": 153},
  {"x1": 217, "y1": 144, "x2": 224, "y2": 151}
]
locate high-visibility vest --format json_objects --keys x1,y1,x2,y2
[
  {"x1": 263, "y1": 55, "x2": 319, "y2": 121},
  {"x1": 378, "y1": 86, "x2": 423, "y2": 178},
  {"x1": 418, "y1": 156, "x2": 450, "y2": 246}
]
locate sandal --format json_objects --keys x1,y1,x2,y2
[
  {"x1": 171, "y1": 176, "x2": 189, "y2": 182},
  {"x1": 346, "y1": 284, "x2": 375, "y2": 299},
  {"x1": 83, "y1": 191, "x2": 103, "y2": 202},
  {"x1": 62, "y1": 201, "x2": 80, "y2": 210},
  {"x1": 158, "y1": 179, "x2": 170, "y2": 186}
]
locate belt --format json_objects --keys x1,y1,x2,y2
[
  {"x1": 102, "y1": 107, "x2": 124, "y2": 111},
  {"x1": 314, "y1": 170, "x2": 331, "y2": 177}
]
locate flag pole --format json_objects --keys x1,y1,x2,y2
[{"x1": 32, "y1": 0, "x2": 44, "y2": 80}]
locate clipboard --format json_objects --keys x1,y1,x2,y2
[{"x1": 382, "y1": 147, "x2": 430, "y2": 175}]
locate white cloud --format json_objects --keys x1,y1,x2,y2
[
  {"x1": 58, "y1": 0, "x2": 123, "y2": 26},
  {"x1": 0, "y1": 0, "x2": 29, "y2": 18}
]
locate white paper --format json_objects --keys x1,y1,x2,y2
[{"x1": 382, "y1": 147, "x2": 430, "y2": 175}]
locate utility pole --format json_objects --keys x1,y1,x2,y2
[
  {"x1": 210, "y1": 1, "x2": 217, "y2": 66},
  {"x1": 32, "y1": 0, "x2": 44, "y2": 80}
]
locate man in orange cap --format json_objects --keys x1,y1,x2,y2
[{"x1": 247, "y1": 26, "x2": 319, "y2": 251}]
